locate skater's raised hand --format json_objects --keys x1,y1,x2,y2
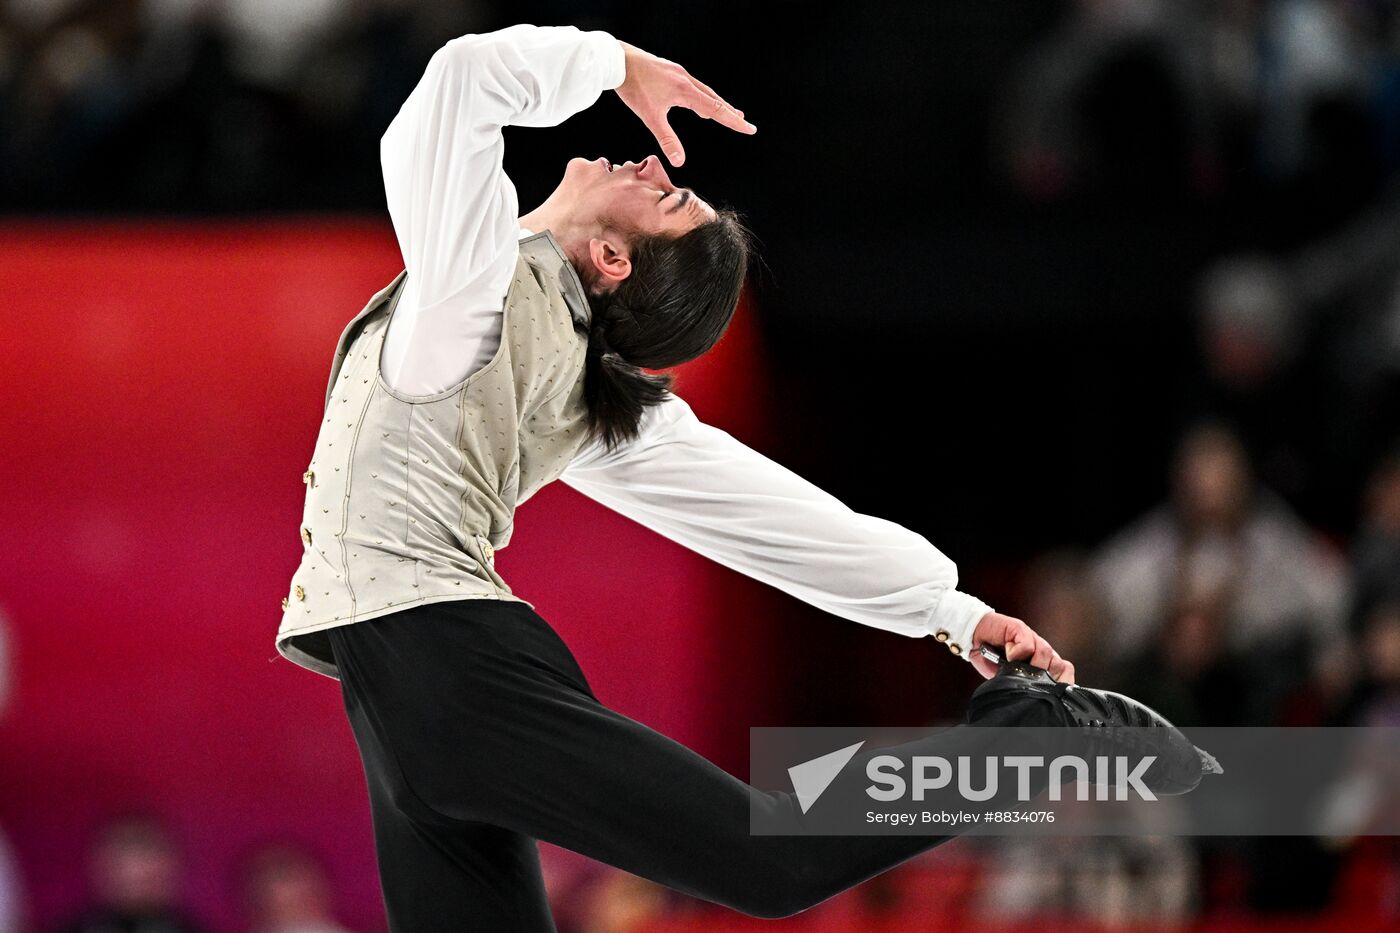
[
  {"x1": 970, "y1": 612, "x2": 1076, "y2": 684},
  {"x1": 614, "y1": 41, "x2": 756, "y2": 167}
]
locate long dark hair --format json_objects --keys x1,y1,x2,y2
[{"x1": 578, "y1": 208, "x2": 752, "y2": 450}]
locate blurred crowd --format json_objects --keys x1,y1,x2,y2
[
  {"x1": 0, "y1": 0, "x2": 495, "y2": 211},
  {"x1": 992, "y1": 0, "x2": 1400, "y2": 531},
  {"x1": 996, "y1": 0, "x2": 1400, "y2": 224},
  {"x1": 0, "y1": 0, "x2": 1394, "y2": 220},
  {"x1": 0, "y1": 808, "x2": 362, "y2": 933}
]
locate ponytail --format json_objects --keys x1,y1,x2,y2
[{"x1": 581, "y1": 316, "x2": 673, "y2": 450}]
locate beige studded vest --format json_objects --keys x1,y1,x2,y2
[{"x1": 276, "y1": 232, "x2": 593, "y2": 679}]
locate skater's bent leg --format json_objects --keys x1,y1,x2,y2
[
  {"x1": 327, "y1": 602, "x2": 1055, "y2": 920},
  {"x1": 330, "y1": 618, "x2": 557, "y2": 932}
]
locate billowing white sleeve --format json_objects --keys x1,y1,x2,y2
[
  {"x1": 560, "y1": 394, "x2": 993, "y2": 656},
  {"x1": 379, "y1": 25, "x2": 627, "y2": 394}
]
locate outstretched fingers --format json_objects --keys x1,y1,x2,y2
[{"x1": 685, "y1": 76, "x2": 756, "y2": 134}]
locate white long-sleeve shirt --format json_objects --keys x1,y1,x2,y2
[{"x1": 377, "y1": 23, "x2": 993, "y2": 655}]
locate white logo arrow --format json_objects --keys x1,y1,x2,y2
[{"x1": 789, "y1": 741, "x2": 866, "y2": 814}]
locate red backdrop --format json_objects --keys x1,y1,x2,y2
[{"x1": 0, "y1": 220, "x2": 794, "y2": 931}]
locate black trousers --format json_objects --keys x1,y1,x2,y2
[{"x1": 326, "y1": 598, "x2": 1053, "y2": 931}]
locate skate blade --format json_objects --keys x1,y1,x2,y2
[{"x1": 1195, "y1": 745, "x2": 1224, "y2": 775}]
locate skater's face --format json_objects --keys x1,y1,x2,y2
[{"x1": 559, "y1": 154, "x2": 716, "y2": 240}]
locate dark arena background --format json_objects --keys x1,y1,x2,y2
[{"x1": 3, "y1": 1, "x2": 1400, "y2": 930}]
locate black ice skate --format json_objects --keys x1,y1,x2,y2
[{"x1": 965, "y1": 646, "x2": 1223, "y2": 797}]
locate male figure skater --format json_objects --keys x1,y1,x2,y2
[{"x1": 275, "y1": 23, "x2": 1206, "y2": 930}]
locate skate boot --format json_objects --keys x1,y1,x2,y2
[{"x1": 965, "y1": 647, "x2": 1223, "y2": 796}]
